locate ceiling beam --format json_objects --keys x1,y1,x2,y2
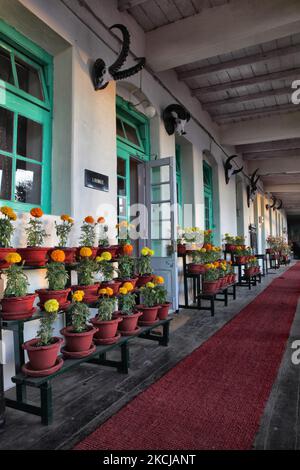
[
  {"x1": 202, "y1": 87, "x2": 291, "y2": 110},
  {"x1": 146, "y1": 0, "x2": 300, "y2": 71},
  {"x1": 118, "y1": 0, "x2": 149, "y2": 11},
  {"x1": 192, "y1": 67, "x2": 300, "y2": 96},
  {"x1": 178, "y1": 44, "x2": 300, "y2": 80},
  {"x1": 236, "y1": 138, "x2": 300, "y2": 154},
  {"x1": 214, "y1": 103, "x2": 298, "y2": 122},
  {"x1": 265, "y1": 185, "x2": 300, "y2": 192},
  {"x1": 243, "y1": 148, "x2": 300, "y2": 160}
]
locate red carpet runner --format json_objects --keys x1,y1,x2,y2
[{"x1": 75, "y1": 263, "x2": 300, "y2": 450}]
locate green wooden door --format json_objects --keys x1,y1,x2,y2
[{"x1": 203, "y1": 161, "x2": 214, "y2": 230}]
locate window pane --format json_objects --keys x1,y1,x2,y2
[
  {"x1": 117, "y1": 157, "x2": 126, "y2": 177},
  {"x1": 0, "y1": 107, "x2": 14, "y2": 153},
  {"x1": 15, "y1": 56, "x2": 44, "y2": 101},
  {"x1": 0, "y1": 46, "x2": 14, "y2": 84},
  {"x1": 117, "y1": 196, "x2": 127, "y2": 218},
  {"x1": 15, "y1": 159, "x2": 41, "y2": 204},
  {"x1": 123, "y1": 121, "x2": 140, "y2": 147},
  {"x1": 0, "y1": 154, "x2": 12, "y2": 200},
  {"x1": 151, "y1": 183, "x2": 170, "y2": 202},
  {"x1": 17, "y1": 115, "x2": 43, "y2": 162},
  {"x1": 116, "y1": 118, "x2": 125, "y2": 138},
  {"x1": 117, "y1": 177, "x2": 126, "y2": 196},
  {"x1": 151, "y1": 165, "x2": 169, "y2": 184}
]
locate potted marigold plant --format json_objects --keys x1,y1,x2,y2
[
  {"x1": 136, "y1": 246, "x2": 154, "y2": 287},
  {"x1": 72, "y1": 247, "x2": 99, "y2": 302},
  {"x1": 36, "y1": 249, "x2": 70, "y2": 310},
  {"x1": 0, "y1": 206, "x2": 17, "y2": 268},
  {"x1": 97, "y1": 217, "x2": 119, "y2": 259},
  {"x1": 117, "y1": 254, "x2": 138, "y2": 288},
  {"x1": 203, "y1": 263, "x2": 220, "y2": 294},
  {"x1": 0, "y1": 252, "x2": 37, "y2": 320},
  {"x1": 90, "y1": 289, "x2": 122, "y2": 344},
  {"x1": 53, "y1": 214, "x2": 76, "y2": 264},
  {"x1": 96, "y1": 251, "x2": 121, "y2": 295},
  {"x1": 78, "y1": 216, "x2": 98, "y2": 259},
  {"x1": 60, "y1": 290, "x2": 97, "y2": 357},
  {"x1": 153, "y1": 276, "x2": 171, "y2": 320},
  {"x1": 114, "y1": 282, "x2": 142, "y2": 334},
  {"x1": 17, "y1": 208, "x2": 49, "y2": 266},
  {"x1": 223, "y1": 233, "x2": 236, "y2": 252},
  {"x1": 138, "y1": 282, "x2": 159, "y2": 325},
  {"x1": 116, "y1": 220, "x2": 134, "y2": 255},
  {"x1": 187, "y1": 248, "x2": 206, "y2": 274},
  {"x1": 22, "y1": 299, "x2": 63, "y2": 376}
]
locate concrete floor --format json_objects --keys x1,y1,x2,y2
[{"x1": 0, "y1": 263, "x2": 298, "y2": 450}]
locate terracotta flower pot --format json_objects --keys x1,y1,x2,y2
[
  {"x1": 48, "y1": 247, "x2": 77, "y2": 265},
  {"x1": 36, "y1": 288, "x2": 71, "y2": 308},
  {"x1": 244, "y1": 267, "x2": 253, "y2": 277},
  {"x1": 113, "y1": 311, "x2": 142, "y2": 333},
  {"x1": 1, "y1": 293, "x2": 37, "y2": 320},
  {"x1": 76, "y1": 247, "x2": 98, "y2": 260},
  {"x1": 0, "y1": 247, "x2": 17, "y2": 269},
  {"x1": 203, "y1": 280, "x2": 219, "y2": 294},
  {"x1": 71, "y1": 283, "x2": 100, "y2": 302},
  {"x1": 22, "y1": 337, "x2": 63, "y2": 371},
  {"x1": 158, "y1": 302, "x2": 171, "y2": 320},
  {"x1": 97, "y1": 246, "x2": 119, "y2": 259},
  {"x1": 17, "y1": 247, "x2": 50, "y2": 266},
  {"x1": 187, "y1": 263, "x2": 206, "y2": 274},
  {"x1": 177, "y1": 244, "x2": 186, "y2": 255},
  {"x1": 225, "y1": 244, "x2": 236, "y2": 252},
  {"x1": 235, "y1": 255, "x2": 246, "y2": 265},
  {"x1": 101, "y1": 280, "x2": 122, "y2": 296},
  {"x1": 90, "y1": 317, "x2": 122, "y2": 340},
  {"x1": 137, "y1": 305, "x2": 159, "y2": 323},
  {"x1": 60, "y1": 326, "x2": 97, "y2": 352},
  {"x1": 136, "y1": 274, "x2": 153, "y2": 288}
]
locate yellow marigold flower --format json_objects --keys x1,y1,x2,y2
[
  {"x1": 106, "y1": 287, "x2": 114, "y2": 296},
  {"x1": 61, "y1": 214, "x2": 70, "y2": 222},
  {"x1": 200, "y1": 248, "x2": 206, "y2": 253},
  {"x1": 149, "y1": 249, "x2": 155, "y2": 256},
  {"x1": 30, "y1": 207, "x2": 43, "y2": 218},
  {"x1": 44, "y1": 299, "x2": 59, "y2": 313},
  {"x1": 146, "y1": 282, "x2": 155, "y2": 289},
  {"x1": 122, "y1": 282, "x2": 134, "y2": 292},
  {"x1": 119, "y1": 287, "x2": 128, "y2": 295},
  {"x1": 141, "y1": 247, "x2": 150, "y2": 256},
  {"x1": 101, "y1": 251, "x2": 112, "y2": 261},
  {"x1": 99, "y1": 288, "x2": 108, "y2": 295},
  {"x1": 68, "y1": 217, "x2": 74, "y2": 224},
  {"x1": 50, "y1": 249, "x2": 65, "y2": 263},
  {"x1": 73, "y1": 290, "x2": 84, "y2": 302},
  {"x1": 96, "y1": 256, "x2": 103, "y2": 262},
  {"x1": 5, "y1": 252, "x2": 22, "y2": 264},
  {"x1": 80, "y1": 247, "x2": 92, "y2": 258},
  {"x1": 84, "y1": 216, "x2": 95, "y2": 224}
]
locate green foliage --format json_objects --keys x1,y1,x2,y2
[
  {"x1": 26, "y1": 218, "x2": 48, "y2": 247},
  {"x1": 97, "y1": 296, "x2": 115, "y2": 321},
  {"x1": 203, "y1": 268, "x2": 219, "y2": 282},
  {"x1": 46, "y1": 262, "x2": 69, "y2": 290},
  {"x1": 98, "y1": 224, "x2": 109, "y2": 247},
  {"x1": 80, "y1": 222, "x2": 96, "y2": 247},
  {"x1": 98, "y1": 259, "x2": 115, "y2": 281},
  {"x1": 117, "y1": 255, "x2": 135, "y2": 280},
  {"x1": 77, "y1": 257, "x2": 98, "y2": 286},
  {"x1": 0, "y1": 218, "x2": 14, "y2": 248},
  {"x1": 4, "y1": 264, "x2": 29, "y2": 298},
  {"x1": 155, "y1": 285, "x2": 168, "y2": 305},
  {"x1": 137, "y1": 255, "x2": 152, "y2": 276},
  {"x1": 119, "y1": 292, "x2": 136, "y2": 315},
  {"x1": 55, "y1": 220, "x2": 73, "y2": 247},
  {"x1": 69, "y1": 302, "x2": 90, "y2": 333},
  {"x1": 37, "y1": 311, "x2": 57, "y2": 346},
  {"x1": 141, "y1": 285, "x2": 157, "y2": 307}
]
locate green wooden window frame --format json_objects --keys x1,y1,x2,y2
[
  {"x1": 116, "y1": 96, "x2": 150, "y2": 224},
  {"x1": 175, "y1": 143, "x2": 183, "y2": 227},
  {"x1": 203, "y1": 161, "x2": 214, "y2": 231},
  {"x1": 0, "y1": 20, "x2": 53, "y2": 214}
]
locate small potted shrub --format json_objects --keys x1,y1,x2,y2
[
  {"x1": 0, "y1": 206, "x2": 17, "y2": 268},
  {"x1": 77, "y1": 216, "x2": 98, "y2": 259},
  {"x1": 218, "y1": 260, "x2": 228, "y2": 287},
  {"x1": 116, "y1": 220, "x2": 133, "y2": 256},
  {"x1": 0, "y1": 252, "x2": 37, "y2": 320},
  {"x1": 90, "y1": 289, "x2": 122, "y2": 344},
  {"x1": 60, "y1": 290, "x2": 97, "y2": 357},
  {"x1": 177, "y1": 228, "x2": 186, "y2": 255},
  {"x1": 97, "y1": 217, "x2": 119, "y2": 259},
  {"x1": 72, "y1": 247, "x2": 99, "y2": 302},
  {"x1": 17, "y1": 208, "x2": 49, "y2": 266},
  {"x1": 96, "y1": 251, "x2": 121, "y2": 295},
  {"x1": 22, "y1": 299, "x2": 63, "y2": 375},
  {"x1": 234, "y1": 245, "x2": 246, "y2": 264},
  {"x1": 114, "y1": 282, "x2": 142, "y2": 335},
  {"x1": 187, "y1": 248, "x2": 206, "y2": 274},
  {"x1": 117, "y1": 254, "x2": 138, "y2": 288},
  {"x1": 53, "y1": 214, "x2": 76, "y2": 264},
  {"x1": 36, "y1": 249, "x2": 70, "y2": 310},
  {"x1": 138, "y1": 282, "x2": 159, "y2": 325},
  {"x1": 154, "y1": 276, "x2": 171, "y2": 320},
  {"x1": 203, "y1": 263, "x2": 220, "y2": 294},
  {"x1": 136, "y1": 246, "x2": 154, "y2": 287},
  {"x1": 223, "y1": 233, "x2": 236, "y2": 252}
]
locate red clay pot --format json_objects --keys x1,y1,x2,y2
[
  {"x1": 158, "y1": 302, "x2": 171, "y2": 320},
  {"x1": 36, "y1": 288, "x2": 71, "y2": 308},
  {"x1": 203, "y1": 280, "x2": 219, "y2": 294},
  {"x1": 100, "y1": 280, "x2": 122, "y2": 296},
  {"x1": 244, "y1": 267, "x2": 254, "y2": 277},
  {"x1": 17, "y1": 247, "x2": 50, "y2": 266},
  {"x1": 137, "y1": 305, "x2": 159, "y2": 323},
  {"x1": 113, "y1": 311, "x2": 142, "y2": 332},
  {"x1": 48, "y1": 247, "x2": 77, "y2": 265},
  {"x1": 22, "y1": 337, "x2": 63, "y2": 371},
  {"x1": 71, "y1": 283, "x2": 100, "y2": 302},
  {"x1": 225, "y1": 244, "x2": 236, "y2": 252},
  {"x1": 1, "y1": 293, "x2": 37, "y2": 316},
  {"x1": 60, "y1": 326, "x2": 97, "y2": 352},
  {"x1": 76, "y1": 247, "x2": 98, "y2": 260},
  {"x1": 0, "y1": 247, "x2": 17, "y2": 269},
  {"x1": 187, "y1": 263, "x2": 206, "y2": 274},
  {"x1": 136, "y1": 274, "x2": 153, "y2": 288},
  {"x1": 90, "y1": 317, "x2": 122, "y2": 340},
  {"x1": 97, "y1": 246, "x2": 119, "y2": 259},
  {"x1": 119, "y1": 277, "x2": 138, "y2": 289},
  {"x1": 235, "y1": 255, "x2": 246, "y2": 265},
  {"x1": 177, "y1": 244, "x2": 186, "y2": 255}
]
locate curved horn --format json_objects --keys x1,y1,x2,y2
[
  {"x1": 233, "y1": 166, "x2": 244, "y2": 175},
  {"x1": 254, "y1": 174, "x2": 260, "y2": 186},
  {"x1": 277, "y1": 199, "x2": 283, "y2": 210},
  {"x1": 225, "y1": 155, "x2": 237, "y2": 167},
  {"x1": 109, "y1": 24, "x2": 130, "y2": 74},
  {"x1": 250, "y1": 168, "x2": 259, "y2": 185},
  {"x1": 270, "y1": 196, "x2": 277, "y2": 209},
  {"x1": 111, "y1": 57, "x2": 146, "y2": 81}
]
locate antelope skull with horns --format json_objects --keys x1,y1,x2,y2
[
  {"x1": 247, "y1": 169, "x2": 260, "y2": 207},
  {"x1": 92, "y1": 24, "x2": 146, "y2": 91},
  {"x1": 224, "y1": 155, "x2": 243, "y2": 184}
]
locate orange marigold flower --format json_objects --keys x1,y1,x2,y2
[
  {"x1": 122, "y1": 282, "x2": 134, "y2": 292},
  {"x1": 30, "y1": 207, "x2": 43, "y2": 218},
  {"x1": 51, "y1": 249, "x2": 65, "y2": 263},
  {"x1": 106, "y1": 287, "x2": 114, "y2": 296},
  {"x1": 97, "y1": 216, "x2": 105, "y2": 224},
  {"x1": 61, "y1": 214, "x2": 71, "y2": 222},
  {"x1": 84, "y1": 216, "x2": 95, "y2": 224},
  {"x1": 80, "y1": 247, "x2": 92, "y2": 258},
  {"x1": 123, "y1": 244, "x2": 133, "y2": 256}
]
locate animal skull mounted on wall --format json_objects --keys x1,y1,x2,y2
[
  {"x1": 224, "y1": 155, "x2": 243, "y2": 184},
  {"x1": 91, "y1": 24, "x2": 146, "y2": 91},
  {"x1": 163, "y1": 104, "x2": 191, "y2": 136},
  {"x1": 247, "y1": 168, "x2": 260, "y2": 207}
]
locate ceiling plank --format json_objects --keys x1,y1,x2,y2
[
  {"x1": 178, "y1": 43, "x2": 300, "y2": 80},
  {"x1": 264, "y1": 184, "x2": 300, "y2": 192},
  {"x1": 236, "y1": 138, "x2": 300, "y2": 154},
  {"x1": 202, "y1": 87, "x2": 291, "y2": 110},
  {"x1": 214, "y1": 103, "x2": 298, "y2": 122},
  {"x1": 192, "y1": 67, "x2": 300, "y2": 95},
  {"x1": 243, "y1": 148, "x2": 300, "y2": 160},
  {"x1": 118, "y1": 0, "x2": 150, "y2": 11}
]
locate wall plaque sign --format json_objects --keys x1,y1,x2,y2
[{"x1": 85, "y1": 169, "x2": 109, "y2": 192}]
